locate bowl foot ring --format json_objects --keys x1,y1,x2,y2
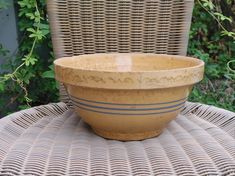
[{"x1": 93, "y1": 128, "x2": 163, "y2": 141}]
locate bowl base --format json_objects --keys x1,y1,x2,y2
[{"x1": 93, "y1": 128, "x2": 163, "y2": 141}]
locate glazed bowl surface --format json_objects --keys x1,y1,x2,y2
[{"x1": 54, "y1": 53, "x2": 204, "y2": 141}]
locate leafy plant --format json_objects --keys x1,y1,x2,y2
[
  {"x1": 188, "y1": 0, "x2": 235, "y2": 111},
  {"x1": 0, "y1": 0, "x2": 58, "y2": 117}
]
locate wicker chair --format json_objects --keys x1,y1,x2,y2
[
  {"x1": 0, "y1": 0, "x2": 234, "y2": 175},
  {"x1": 48, "y1": 0, "x2": 193, "y2": 104}
]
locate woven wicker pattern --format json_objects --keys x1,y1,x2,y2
[
  {"x1": 0, "y1": 102, "x2": 234, "y2": 175},
  {"x1": 47, "y1": 0, "x2": 194, "y2": 103}
]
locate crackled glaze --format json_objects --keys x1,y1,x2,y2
[{"x1": 54, "y1": 53, "x2": 204, "y2": 141}]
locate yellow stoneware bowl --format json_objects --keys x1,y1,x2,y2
[{"x1": 54, "y1": 53, "x2": 204, "y2": 141}]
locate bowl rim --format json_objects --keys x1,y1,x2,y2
[
  {"x1": 54, "y1": 53, "x2": 205, "y2": 89},
  {"x1": 54, "y1": 53, "x2": 204, "y2": 74}
]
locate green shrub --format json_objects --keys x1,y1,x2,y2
[
  {"x1": 0, "y1": 0, "x2": 58, "y2": 116},
  {"x1": 188, "y1": 0, "x2": 235, "y2": 111}
]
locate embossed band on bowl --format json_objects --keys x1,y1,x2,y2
[
  {"x1": 54, "y1": 53, "x2": 204, "y2": 89},
  {"x1": 54, "y1": 54, "x2": 204, "y2": 141}
]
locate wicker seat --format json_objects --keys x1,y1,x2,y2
[
  {"x1": 0, "y1": 0, "x2": 234, "y2": 175},
  {"x1": 0, "y1": 102, "x2": 234, "y2": 175}
]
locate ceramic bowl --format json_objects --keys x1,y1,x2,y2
[{"x1": 54, "y1": 53, "x2": 204, "y2": 141}]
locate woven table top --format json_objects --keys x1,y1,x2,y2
[{"x1": 0, "y1": 102, "x2": 234, "y2": 176}]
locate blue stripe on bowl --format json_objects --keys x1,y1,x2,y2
[
  {"x1": 74, "y1": 104, "x2": 185, "y2": 116},
  {"x1": 71, "y1": 99, "x2": 186, "y2": 111},
  {"x1": 70, "y1": 95, "x2": 187, "y2": 106}
]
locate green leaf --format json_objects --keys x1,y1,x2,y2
[
  {"x1": 202, "y1": 0, "x2": 214, "y2": 10},
  {"x1": 26, "y1": 12, "x2": 35, "y2": 19},
  {"x1": 34, "y1": 11, "x2": 40, "y2": 17},
  {"x1": 18, "y1": 0, "x2": 32, "y2": 8},
  {"x1": 18, "y1": 104, "x2": 31, "y2": 110},
  {"x1": 55, "y1": 81, "x2": 59, "y2": 89},
  {"x1": 18, "y1": 1, "x2": 27, "y2": 7},
  {"x1": 35, "y1": 16, "x2": 40, "y2": 23},
  {"x1": 22, "y1": 56, "x2": 38, "y2": 66},
  {"x1": 21, "y1": 72, "x2": 35, "y2": 84},
  {"x1": 214, "y1": 12, "x2": 232, "y2": 23},
  {"x1": 0, "y1": 82, "x2": 5, "y2": 92},
  {"x1": 29, "y1": 33, "x2": 36, "y2": 38},
  {"x1": 49, "y1": 65, "x2": 54, "y2": 70},
  {"x1": 221, "y1": 31, "x2": 235, "y2": 37},
  {"x1": 38, "y1": 23, "x2": 49, "y2": 29},
  {"x1": 41, "y1": 29, "x2": 50, "y2": 36},
  {"x1": 18, "y1": 0, "x2": 35, "y2": 9},
  {"x1": 27, "y1": 27, "x2": 36, "y2": 33},
  {"x1": 27, "y1": 28, "x2": 44, "y2": 39},
  {"x1": 29, "y1": 57, "x2": 37, "y2": 65},
  {"x1": 42, "y1": 70, "x2": 55, "y2": 79},
  {"x1": 192, "y1": 88, "x2": 200, "y2": 97}
]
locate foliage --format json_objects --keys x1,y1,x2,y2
[
  {"x1": 0, "y1": 0, "x2": 58, "y2": 117},
  {"x1": 0, "y1": 0, "x2": 234, "y2": 117},
  {"x1": 188, "y1": 0, "x2": 235, "y2": 111}
]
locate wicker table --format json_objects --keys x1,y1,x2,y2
[{"x1": 0, "y1": 102, "x2": 234, "y2": 175}]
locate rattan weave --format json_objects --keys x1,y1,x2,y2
[
  {"x1": 47, "y1": 0, "x2": 194, "y2": 103},
  {"x1": 0, "y1": 102, "x2": 234, "y2": 175}
]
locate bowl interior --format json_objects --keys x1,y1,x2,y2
[{"x1": 56, "y1": 54, "x2": 202, "y2": 72}]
